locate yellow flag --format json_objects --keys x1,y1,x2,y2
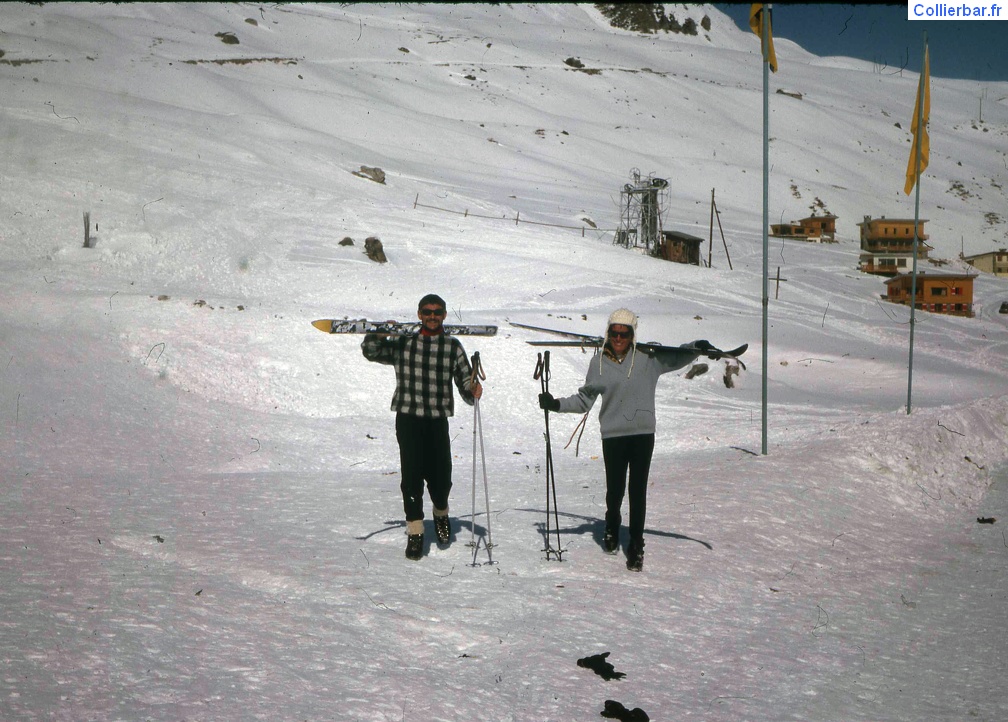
[
  {"x1": 904, "y1": 46, "x2": 930, "y2": 195},
  {"x1": 749, "y1": 4, "x2": 777, "y2": 73}
]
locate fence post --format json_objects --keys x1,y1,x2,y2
[{"x1": 83, "y1": 211, "x2": 91, "y2": 248}]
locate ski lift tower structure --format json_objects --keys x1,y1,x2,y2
[{"x1": 614, "y1": 168, "x2": 669, "y2": 254}]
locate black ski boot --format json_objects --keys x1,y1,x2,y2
[
  {"x1": 603, "y1": 527, "x2": 619, "y2": 555},
  {"x1": 434, "y1": 515, "x2": 451, "y2": 546},
  {"x1": 405, "y1": 533, "x2": 423, "y2": 560},
  {"x1": 626, "y1": 539, "x2": 644, "y2": 572}
]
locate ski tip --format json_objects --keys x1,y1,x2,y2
[{"x1": 311, "y1": 319, "x2": 334, "y2": 333}]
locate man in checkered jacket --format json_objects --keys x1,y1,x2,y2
[{"x1": 362, "y1": 293, "x2": 483, "y2": 560}]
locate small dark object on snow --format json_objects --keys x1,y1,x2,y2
[
  {"x1": 564, "y1": 57, "x2": 584, "y2": 68},
  {"x1": 601, "y1": 700, "x2": 649, "y2": 721},
  {"x1": 577, "y1": 651, "x2": 625, "y2": 681},
  {"x1": 339, "y1": 237, "x2": 354, "y2": 246},
  {"x1": 977, "y1": 517, "x2": 997, "y2": 524},
  {"x1": 364, "y1": 236, "x2": 387, "y2": 263},
  {"x1": 352, "y1": 165, "x2": 386, "y2": 184},
  {"x1": 998, "y1": 300, "x2": 1008, "y2": 314},
  {"x1": 153, "y1": 535, "x2": 165, "y2": 543},
  {"x1": 215, "y1": 31, "x2": 239, "y2": 45}
]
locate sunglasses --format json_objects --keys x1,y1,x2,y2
[
  {"x1": 608, "y1": 329, "x2": 632, "y2": 340},
  {"x1": 420, "y1": 307, "x2": 446, "y2": 317}
]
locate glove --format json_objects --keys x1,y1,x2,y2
[
  {"x1": 692, "y1": 339, "x2": 721, "y2": 359},
  {"x1": 538, "y1": 392, "x2": 560, "y2": 412}
]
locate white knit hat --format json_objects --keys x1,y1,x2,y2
[
  {"x1": 607, "y1": 308, "x2": 638, "y2": 334},
  {"x1": 605, "y1": 308, "x2": 639, "y2": 376}
]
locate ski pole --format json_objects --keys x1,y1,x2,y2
[
  {"x1": 468, "y1": 352, "x2": 494, "y2": 565},
  {"x1": 534, "y1": 351, "x2": 563, "y2": 560}
]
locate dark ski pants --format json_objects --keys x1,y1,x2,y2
[
  {"x1": 601, "y1": 433, "x2": 655, "y2": 543},
  {"x1": 396, "y1": 413, "x2": 452, "y2": 523}
]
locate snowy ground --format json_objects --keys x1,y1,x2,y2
[{"x1": 2, "y1": 4, "x2": 1007, "y2": 721}]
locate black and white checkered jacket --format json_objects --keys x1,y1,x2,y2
[{"x1": 362, "y1": 332, "x2": 475, "y2": 418}]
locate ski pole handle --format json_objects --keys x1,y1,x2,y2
[
  {"x1": 469, "y1": 352, "x2": 486, "y2": 386},
  {"x1": 533, "y1": 351, "x2": 550, "y2": 394}
]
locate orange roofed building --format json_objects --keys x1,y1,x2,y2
[
  {"x1": 858, "y1": 215, "x2": 932, "y2": 275},
  {"x1": 770, "y1": 214, "x2": 838, "y2": 242},
  {"x1": 883, "y1": 272, "x2": 975, "y2": 317}
]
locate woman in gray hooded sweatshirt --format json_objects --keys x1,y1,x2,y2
[{"x1": 538, "y1": 308, "x2": 700, "y2": 572}]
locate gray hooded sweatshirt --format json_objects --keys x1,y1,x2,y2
[{"x1": 555, "y1": 344, "x2": 698, "y2": 439}]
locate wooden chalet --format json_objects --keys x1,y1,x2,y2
[
  {"x1": 656, "y1": 230, "x2": 703, "y2": 265},
  {"x1": 770, "y1": 221, "x2": 803, "y2": 238},
  {"x1": 962, "y1": 248, "x2": 1008, "y2": 278},
  {"x1": 857, "y1": 215, "x2": 932, "y2": 275},
  {"x1": 770, "y1": 213, "x2": 838, "y2": 242},
  {"x1": 883, "y1": 272, "x2": 975, "y2": 317},
  {"x1": 797, "y1": 214, "x2": 837, "y2": 241}
]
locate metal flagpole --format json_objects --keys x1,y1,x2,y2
[
  {"x1": 907, "y1": 34, "x2": 928, "y2": 415},
  {"x1": 760, "y1": 5, "x2": 771, "y2": 454}
]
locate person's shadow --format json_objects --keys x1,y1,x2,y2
[
  {"x1": 518, "y1": 508, "x2": 713, "y2": 554},
  {"x1": 355, "y1": 511, "x2": 711, "y2": 556},
  {"x1": 355, "y1": 516, "x2": 494, "y2": 556}
]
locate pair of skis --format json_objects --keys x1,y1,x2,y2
[
  {"x1": 310, "y1": 317, "x2": 746, "y2": 367},
  {"x1": 508, "y1": 321, "x2": 748, "y2": 369},
  {"x1": 311, "y1": 318, "x2": 498, "y2": 336}
]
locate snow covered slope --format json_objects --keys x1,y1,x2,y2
[{"x1": 2, "y1": 4, "x2": 1007, "y2": 721}]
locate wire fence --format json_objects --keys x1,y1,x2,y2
[
  {"x1": 409, "y1": 193, "x2": 732, "y2": 271},
  {"x1": 412, "y1": 194, "x2": 618, "y2": 238}
]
